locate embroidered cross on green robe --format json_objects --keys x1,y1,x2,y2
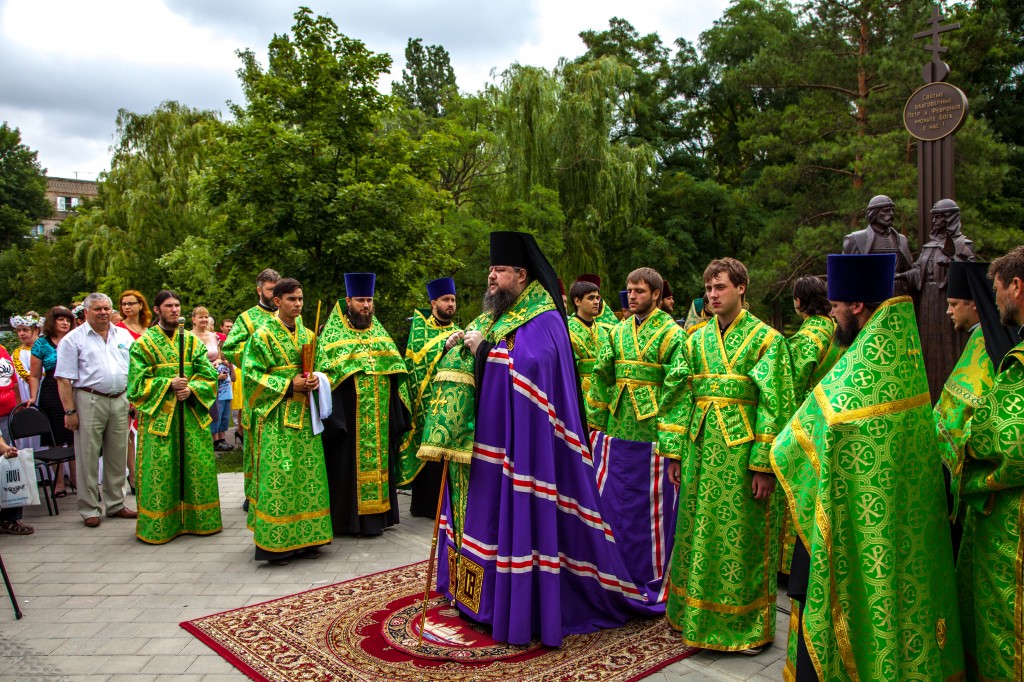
[
  {"x1": 127, "y1": 326, "x2": 222, "y2": 544},
  {"x1": 243, "y1": 316, "x2": 332, "y2": 553}
]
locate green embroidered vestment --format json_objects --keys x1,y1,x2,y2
[
  {"x1": 667, "y1": 309, "x2": 795, "y2": 651},
  {"x1": 399, "y1": 309, "x2": 461, "y2": 485},
  {"x1": 314, "y1": 304, "x2": 410, "y2": 515},
  {"x1": 780, "y1": 314, "x2": 843, "y2": 573},
  {"x1": 221, "y1": 304, "x2": 278, "y2": 501},
  {"x1": 959, "y1": 342, "x2": 1024, "y2": 682},
  {"x1": 128, "y1": 326, "x2": 223, "y2": 544},
  {"x1": 243, "y1": 316, "x2": 333, "y2": 553},
  {"x1": 770, "y1": 297, "x2": 964, "y2": 681},
  {"x1": 585, "y1": 308, "x2": 690, "y2": 459},
  {"x1": 567, "y1": 315, "x2": 607, "y2": 395}
]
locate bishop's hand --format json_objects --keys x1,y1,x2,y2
[{"x1": 464, "y1": 330, "x2": 484, "y2": 357}]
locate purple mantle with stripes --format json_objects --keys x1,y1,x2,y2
[{"x1": 435, "y1": 309, "x2": 676, "y2": 647}]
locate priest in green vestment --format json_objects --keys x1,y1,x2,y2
[
  {"x1": 314, "y1": 272, "x2": 411, "y2": 536},
  {"x1": 595, "y1": 290, "x2": 620, "y2": 332},
  {"x1": 416, "y1": 313, "x2": 484, "y2": 552},
  {"x1": 243, "y1": 278, "x2": 332, "y2": 563},
  {"x1": 567, "y1": 275, "x2": 609, "y2": 396},
  {"x1": 402, "y1": 277, "x2": 462, "y2": 518},
  {"x1": 779, "y1": 276, "x2": 843, "y2": 573},
  {"x1": 221, "y1": 268, "x2": 280, "y2": 506},
  {"x1": 771, "y1": 254, "x2": 963, "y2": 682},
  {"x1": 128, "y1": 290, "x2": 222, "y2": 544},
  {"x1": 958, "y1": 248, "x2": 1024, "y2": 682},
  {"x1": 666, "y1": 257, "x2": 794, "y2": 654},
  {"x1": 586, "y1": 268, "x2": 690, "y2": 454}
]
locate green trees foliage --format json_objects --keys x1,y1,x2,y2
[
  {"x1": 0, "y1": 123, "x2": 50, "y2": 249},
  {"x1": 2, "y1": 2, "x2": 1021, "y2": 330}
]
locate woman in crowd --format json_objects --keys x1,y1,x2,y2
[
  {"x1": 192, "y1": 307, "x2": 226, "y2": 445},
  {"x1": 11, "y1": 313, "x2": 41, "y2": 404},
  {"x1": 116, "y1": 290, "x2": 149, "y2": 340},
  {"x1": 116, "y1": 290, "x2": 149, "y2": 493},
  {"x1": 29, "y1": 306, "x2": 76, "y2": 496}
]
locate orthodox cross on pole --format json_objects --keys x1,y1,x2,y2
[{"x1": 913, "y1": 6, "x2": 960, "y2": 83}]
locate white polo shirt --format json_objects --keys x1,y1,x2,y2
[{"x1": 54, "y1": 321, "x2": 134, "y2": 395}]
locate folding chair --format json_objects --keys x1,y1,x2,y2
[{"x1": 7, "y1": 405, "x2": 76, "y2": 516}]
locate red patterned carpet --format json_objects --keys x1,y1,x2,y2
[{"x1": 181, "y1": 561, "x2": 696, "y2": 681}]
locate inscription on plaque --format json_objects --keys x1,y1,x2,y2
[{"x1": 903, "y1": 82, "x2": 968, "y2": 141}]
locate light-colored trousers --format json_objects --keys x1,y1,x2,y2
[{"x1": 74, "y1": 389, "x2": 129, "y2": 519}]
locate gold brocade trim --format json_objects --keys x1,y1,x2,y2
[
  {"x1": 269, "y1": 364, "x2": 301, "y2": 372},
  {"x1": 251, "y1": 507, "x2": 330, "y2": 524},
  {"x1": 693, "y1": 372, "x2": 753, "y2": 382},
  {"x1": 696, "y1": 396, "x2": 755, "y2": 407},
  {"x1": 793, "y1": 417, "x2": 821, "y2": 478},
  {"x1": 656, "y1": 323, "x2": 681, "y2": 360},
  {"x1": 748, "y1": 464, "x2": 773, "y2": 473},
  {"x1": 416, "y1": 445, "x2": 473, "y2": 464},
  {"x1": 455, "y1": 555, "x2": 485, "y2": 614},
  {"x1": 657, "y1": 423, "x2": 687, "y2": 434},
  {"x1": 754, "y1": 434, "x2": 775, "y2": 444},
  {"x1": 783, "y1": 657, "x2": 796, "y2": 682},
  {"x1": 756, "y1": 328, "x2": 780, "y2": 359},
  {"x1": 616, "y1": 378, "x2": 659, "y2": 387},
  {"x1": 617, "y1": 360, "x2": 664, "y2": 368},
  {"x1": 136, "y1": 527, "x2": 222, "y2": 545},
  {"x1": 1015, "y1": 493, "x2": 1023, "y2": 681},
  {"x1": 815, "y1": 498, "x2": 860, "y2": 682},
  {"x1": 435, "y1": 370, "x2": 474, "y2": 386},
  {"x1": 253, "y1": 537, "x2": 331, "y2": 553},
  {"x1": 669, "y1": 582, "x2": 775, "y2": 615},
  {"x1": 139, "y1": 501, "x2": 221, "y2": 520},
  {"x1": 324, "y1": 336, "x2": 395, "y2": 351},
  {"x1": 814, "y1": 384, "x2": 931, "y2": 426}
]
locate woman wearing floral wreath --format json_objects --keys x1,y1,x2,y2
[
  {"x1": 116, "y1": 290, "x2": 149, "y2": 493},
  {"x1": 28, "y1": 306, "x2": 76, "y2": 497}
]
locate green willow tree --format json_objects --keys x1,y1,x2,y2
[
  {"x1": 68, "y1": 101, "x2": 221, "y2": 295},
  {"x1": 494, "y1": 58, "x2": 656, "y2": 296}
]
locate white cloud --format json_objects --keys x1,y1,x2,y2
[
  {"x1": 2, "y1": 0, "x2": 240, "y2": 71},
  {"x1": 0, "y1": 0, "x2": 729, "y2": 178}
]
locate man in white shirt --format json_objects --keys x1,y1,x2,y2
[{"x1": 55, "y1": 292, "x2": 137, "y2": 527}]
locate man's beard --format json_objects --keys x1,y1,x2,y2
[
  {"x1": 260, "y1": 294, "x2": 277, "y2": 310},
  {"x1": 349, "y1": 310, "x2": 373, "y2": 329},
  {"x1": 483, "y1": 286, "x2": 519, "y2": 320},
  {"x1": 433, "y1": 307, "x2": 453, "y2": 324},
  {"x1": 833, "y1": 319, "x2": 861, "y2": 348},
  {"x1": 159, "y1": 313, "x2": 181, "y2": 329},
  {"x1": 999, "y1": 300, "x2": 1019, "y2": 328}
]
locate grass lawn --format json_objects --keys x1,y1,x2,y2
[{"x1": 215, "y1": 447, "x2": 244, "y2": 474}]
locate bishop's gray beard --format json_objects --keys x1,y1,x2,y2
[
  {"x1": 483, "y1": 286, "x2": 519, "y2": 321},
  {"x1": 348, "y1": 310, "x2": 373, "y2": 329}
]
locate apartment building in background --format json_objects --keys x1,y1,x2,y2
[{"x1": 37, "y1": 176, "x2": 98, "y2": 239}]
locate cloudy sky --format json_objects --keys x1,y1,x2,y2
[{"x1": 0, "y1": 0, "x2": 730, "y2": 180}]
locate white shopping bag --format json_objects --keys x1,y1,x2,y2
[{"x1": 0, "y1": 449, "x2": 40, "y2": 508}]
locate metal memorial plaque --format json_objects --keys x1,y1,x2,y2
[{"x1": 904, "y1": 82, "x2": 968, "y2": 141}]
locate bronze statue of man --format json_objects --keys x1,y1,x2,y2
[
  {"x1": 899, "y1": 198, "x2": 976, "y2": 400},
  {"x1": 842, "y1": 195, "x2": 914, "y2": 295}
]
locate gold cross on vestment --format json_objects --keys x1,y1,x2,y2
[{"x1": 429, "y1": 395, "x2": 448, "y2": 415}]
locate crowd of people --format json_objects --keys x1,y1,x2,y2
[
  {"x1": 0, "y1": 292, "x2": 243, "y2": 533},
  {"x1": 2, "y1": 233, "x2": 1023, "y2": 682}
]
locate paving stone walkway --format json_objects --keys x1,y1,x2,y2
[{"x1": 0, "y1": 473, "x2": 788, "y2": 681}]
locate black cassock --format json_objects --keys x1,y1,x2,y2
[{"x1": 321, "y1": 374, "x2": 411, "y2": 536}]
